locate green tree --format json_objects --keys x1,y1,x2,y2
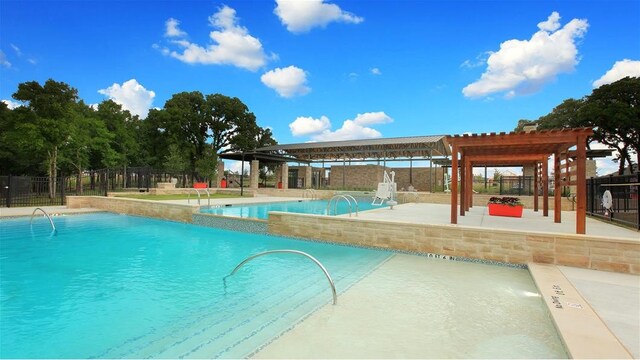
[
  {"x1": 95, "y1": 100, "x2": 141, "y2": 186},
  {"x1": 205, "y1": 93, "x2": 260, "y2": 153},
  {"x1": 194, "y1": 146, "x2": 218, "y2": 183},
  {"x1": 61, "y1": 102, "x2": 116, "y2": 193},
  {"x1": 12, "y1": 79, "x2": 79, "y2": 197},
  {"x1": 515, "y1": 77, "x2": 640, "y2": 174},
  {"x1": 582, "y1": 77, "x2": 639, "y2": 173},
  {"x1": 0, "y1": 101, "x2": 46, "y2": 175}
]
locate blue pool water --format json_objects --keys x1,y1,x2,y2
[
  {"x1": 200, "y1": 197, "x2": 383, "y2": 219},
  {"x1": 0, "y1": 213, "x2": 391, "y2": 358}
]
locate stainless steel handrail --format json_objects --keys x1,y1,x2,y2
[
  {"x1": 203, "y1": 188, "x2": 211, "y2": 206},
  {"x1": 327, "y1": 194, "x2": 356, "y2": 217},
  {"x1": 224, "y1": 249, "x2": 337, "y2": 305},
  {"x1": 302, "y1": 188, "x2": 317, "y2": 200},
  {"x1": 341, "y1": 194, "x2": 359, "y2": 215},
  {"x1": 187, "y1": 188, "x2": 201, "y2": 205},
  {"x1": 30, "y1": 207, "x2": 56, "y2": 232}
]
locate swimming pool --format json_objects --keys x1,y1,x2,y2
[
  {"x1": 200, "y1": 197, "x2": 382, "y2": 219},
  {"x1": 1, "y1": 212, "x2": 567, "y2": 358},
  {"x1": 1, "y1": 213, "x2": 390, "y2": 358}
]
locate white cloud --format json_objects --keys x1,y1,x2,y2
[
  {"x1": 0, "y1": 51, "x2": 11, "y2": 68},
  {"x1": 10, "y1": 44, "x2": 22, "y2": 57},
  {"x1": 165, "y1": 18, "x2": 187, "y2": 37},
  {"x1": 261, "y1": 66, "x2": 311, "y2": 97},
  {"x1": 463, "y1": 12, "x2": 588, "y2": 98},
  {"x1": 274, "y1": 0, "x2": 363, "y2": 33},
  {"x1": 289, "y1": 115, "x2": 331, "y2": 136},
  {"x1": 592, "y1": 59, "x2": 640, "y2": 88},
  {"x1": 289, "y1": 111, "x2": 393, "y2": 141},
  {"x1": 313, "y1": 120, "x2": 382, "y2": 141},
  {"x1": 352, "y1": 112, "x2": 393, "y2": 126},
  {"x1": 98, "y1": 79, "x2": 155, "y2": 118},
  {"x1": 2, "y1": 99, "x2": 21, "y2": 109},
  {"x1": 165, "y1": 5, "x2": 270, "y2": 71},
  {"x1": 370, "y1": 67, "x2": 381, "y2": 75}
]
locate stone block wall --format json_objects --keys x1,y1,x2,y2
[
  {"x1": 67, "y1": 196, "x2": 198, "y2": 222},
  {"x1": 268, "y1": 212, "x2": 640, "y2": 274},
  {"x1": 391, "y1": 167, "x2": 445, "y2": 192},
  {"x1": 329, "y1": 165, "x2": 389, "y2": 189}
]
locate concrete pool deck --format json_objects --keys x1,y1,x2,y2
[{"x1": 2, "y1": 202, "x2": 638, "y2": 358}]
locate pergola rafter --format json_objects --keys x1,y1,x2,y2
[{"x1": 446, "y1": 128, "x2": 594, "y2": 234}]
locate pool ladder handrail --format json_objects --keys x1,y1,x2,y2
[
  {"x1": 188, "y1": 188, "x2": 211, "y2": 206},
  {"x1": 302, "y1": 188, "x2": 318, "y2": 200},
  {"x1": 30, "y1": 207, "x2": 56, "y2": 233},
  {"x1": 326, "y1": 194, "x2": 358, "y2": 217},
  {"x1": 224, "y1": 249, "x2": 337, "y2": 305}
]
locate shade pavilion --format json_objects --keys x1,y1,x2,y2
[{"x1": 446, "y1": 128, "x2": 594, "y2": 234}]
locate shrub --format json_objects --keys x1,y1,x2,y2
[{"x1": 488, "y1": 196, "x2": 523, "y2": 207}]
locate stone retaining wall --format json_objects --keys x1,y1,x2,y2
[
  {"x1": 67, "y1": 196, "x2": 197, "y2": 222},
  {"x1": 268, "y1": 212, "x2": 639, "y2": 274}
]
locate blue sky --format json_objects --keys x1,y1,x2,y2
[{"x1": 1, "y1": 0, "x2": 639, "y2": 174}]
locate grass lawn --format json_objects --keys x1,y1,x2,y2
[{"x1": 113, "y1": 193, "x2": 243, "y2": 200}]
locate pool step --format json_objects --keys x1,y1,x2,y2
[{"x1": 101, "y1": 265, "x2": 322, "y2": 358}]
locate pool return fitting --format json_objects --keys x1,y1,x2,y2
[
  {"x1": 223, "y1": 250, "x2": 338, "y2": 305},
  {"x1": 30, "y1": 207, "x2": 56, "y2": 233}
]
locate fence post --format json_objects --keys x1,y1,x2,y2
[
  {"x1": 60, "y1": 172, "x2": 65, "y2": 205},
  {"x1": 6, "y1": 174, "x2": 12, "y2": 208},
  {"x1": 105, "y1": 169, "x2": 109, "y2": 196},
  {"x1": 146, "y1": 166, "x2": 150, "y2": 192}
]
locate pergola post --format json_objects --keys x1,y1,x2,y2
[
  {"x1": 576, "y1": 135, "x2": 587, "y2": 234},
  {"x1": 554, "y1": 151, "x2": 561, "y2": 223},
  {"x1": 460, "y1": 153, "x2": 465, "y2": 216},
  {"x1": 466, "y1": 160, "x2": 473, "y2": 209},
  {"x1": 533, "y1": 161, "x2": 539, "y2": 212},
  {"x1": 542, "y1": 158, "x2": 549, "y2": 216},
  {"x1": 451, "y1": 145, "x2": 458, "y2": 224}
]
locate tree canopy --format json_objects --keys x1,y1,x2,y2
[
  {"x1": 514, "y1": 77, "x2": 640, "y2": 174},
  {"x1": 1, "y1": 79, "x2": 276, "y2": 185}
]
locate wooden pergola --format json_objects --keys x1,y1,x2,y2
[{"x1": 446, "y1": 128, "x2": 594, "y2": 234}]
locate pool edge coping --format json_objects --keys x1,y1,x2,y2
[{"x1": 527, "y1": 262, "x2": 633, "y2": 359}]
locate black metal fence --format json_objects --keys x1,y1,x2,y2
[
  {"x1": 587, "y1": 172, "x2": 639, "y2": 229},
  {"x1": 0, "y1": 167, "x2": 215, "y2": 207},
  {"x1": 498, "y1": 176, "x2": 534, "y2": 196},
  {"x1": 1, "y1": 172, "x2": 108, "y2": 207}
]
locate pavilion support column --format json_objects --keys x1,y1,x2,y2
[
  {"x1": 460, "y1": 153, "x2": 466, "y2": 216},
  {"x1": 281, "y1": 163, "x2": 289, "y2": 190},
  {"x1": 304, "y1": 166, "x2": 312, "y2": 189},
  {"x1": 250, "y1": 160, "x2": 259, "y2": 190},
  {"x1": 450, "y1": 146, "x2": 458, "y2": 224},
  {"x1": 543, "y1": 157, "x2": 549, "y2": 217},
  {"x1": 576, "y1": 135, "x2": 587, "y2": 234},
  {"x1": 554, "y1": 152, "x2": 562, "y2": 223},
  {"x1": 216, "y1": 161, "x2": 225, "y2": 188},
  {"x1": 533, "y1": 162, "x2": 539, "y2": 212}
]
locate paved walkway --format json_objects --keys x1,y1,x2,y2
[{"x1": 351, "y1": 202, "x2": 639, "y2": 241}]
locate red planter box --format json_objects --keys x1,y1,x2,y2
[{"x1": 488, "y1": 203, "x2": 523, "y2": 217}]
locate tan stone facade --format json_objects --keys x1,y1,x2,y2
[
  {"x1": 67, "y1": 196, "x2": 198, "y2": 222},
  {"x1": 268, "y1": 212, "x2": 640, "y2": 274},
  {"x1": 329, "y1": 165, "x2": 389, "y2": 189}
]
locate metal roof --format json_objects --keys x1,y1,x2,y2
[
  {"x1": 219, "y1": 151, "x2": 311, "y2": 164},
  {"x1": 255, "y1": 135, "x2": 450, "y2": 161}
]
